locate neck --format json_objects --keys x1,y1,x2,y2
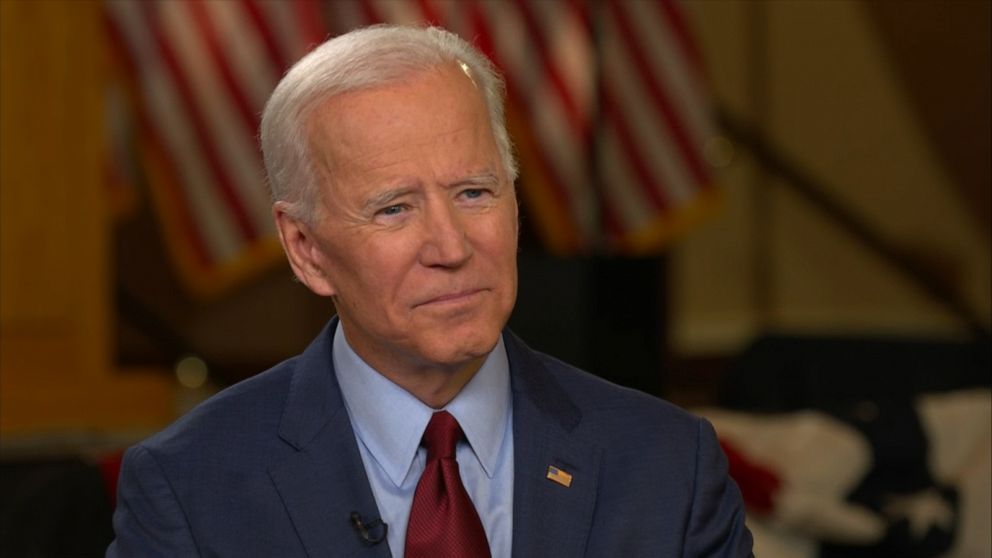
[
  {"x1": 346, "y1": 335, "x2": 489, "y2": 409},
  {"x1": 392, "y1": 356, "x2": 486, "y2": 408},
  {"x1": 339, "y1": 325, "x2": 488, "y2": 408}
]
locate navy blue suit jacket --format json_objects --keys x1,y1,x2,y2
[{"x1": 108, "y1": 320, "x2": 752, "y2": 557}]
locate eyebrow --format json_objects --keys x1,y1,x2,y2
[
  {"x1": 362, "y1": 186, "x2": 417, "y2": 212},
  {"x1": 448, "y1": 172, "x2": 500, "y2": 188},
  {"x1": 362, "y1": 173, "x2": 502, "y2": 211},
  {"x1": 362, "y1": 171, "x2": 499, "y2": 209}
]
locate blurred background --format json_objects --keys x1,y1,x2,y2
[{"x1": 1, "y1": 0, "x2": 989, "y2": 556}]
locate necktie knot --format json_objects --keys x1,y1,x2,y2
[{"x1": 422, "y1": 411, "x2": 462, "y2": 461}]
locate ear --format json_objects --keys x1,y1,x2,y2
[{"x1": 273, "y1": 202, "x2": 336, "y2": 297}]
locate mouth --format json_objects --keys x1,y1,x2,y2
[{"x1": 415, "y1": 288, "x2": 487, "y2": 308}]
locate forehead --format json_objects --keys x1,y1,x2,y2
[{"x1": 307, "y1": 63, "x2": 496, "y2": 174}]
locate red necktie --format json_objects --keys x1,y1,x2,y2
[{"x1": 405, "y1": 411, "x2": 492, "y2": 558}]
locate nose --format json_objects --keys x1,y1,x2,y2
[{"x1": 418, "y1": 198, "x2": 473, "y2": 268}]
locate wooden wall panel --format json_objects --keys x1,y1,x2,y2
[
  {"x1": 1, "y1": 0, "x2": 174, "y2": 441},
  {"x1": 673, "y1": 1, "x2": 990, "y2": 354}
]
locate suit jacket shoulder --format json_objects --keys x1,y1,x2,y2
[
  {"x1": 505, "y1": 332, "x2": 753, "y2": 558},
  {"x1": 109, "y1": 321, "x2": 386, "y2": 558},
  {"x1": 142, "y1": 353, "x2": 299, "y2": 462}
]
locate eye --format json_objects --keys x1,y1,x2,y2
[
  {"x1": 460, "y1": 188, "x2": 487, "y2": 200},
  {"x1": 379, "y1": 204, "x2": 406, "y2": 216}
]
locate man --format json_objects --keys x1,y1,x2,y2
[{"x1": 109, "y1": 25, "x2": 752, "y2": 557}]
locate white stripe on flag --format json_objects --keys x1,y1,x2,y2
[{"x1": 206, "y1": 1, "x2": 281, "y2": 114}]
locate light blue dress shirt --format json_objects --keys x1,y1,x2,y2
[{"x1": 333, "y1": 325, "x2": 514, "y2": 558}]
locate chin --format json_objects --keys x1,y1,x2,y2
[{"x1": 422, "y1": 324, "x2": 502, "y2": 367}]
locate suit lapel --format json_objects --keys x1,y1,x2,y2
[
  {"x1": 506, "y1": 333, "x2": 601, "y2": 558},
  {"x1": 268, "y1": 319, "x2": 391, "y2": 558}
]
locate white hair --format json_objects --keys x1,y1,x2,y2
[{"x1": 259, "y1": 24, "x2": 517, "y2": 223}]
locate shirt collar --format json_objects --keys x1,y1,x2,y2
[{"x1": 333, "y1": 323, "x2": 511, "y2": 487}]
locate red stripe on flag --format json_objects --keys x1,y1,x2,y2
[
  {"x1": 243, "y1": 0, "x2": 291, "y2": 72},
  {"x1": 568, "y1": 0, "x2": 592, "y2": 34},
  {"x1": 359, "y1": 0, "x2": 385, "y2": 24},
  {"x1": 656, "y1": 0, "x2": 706, "y2": 84},
  {"x1": 512, "y1": 0, "x2": 590, "y2": 140},
  {"x1": 187, "y1": 2, "x2": 260, "y2": 136},
  {"x1": 465, "y1": 1, "x2": 497, "y2": 63},
  {"x1": 294, "y1": 0, "x2": 328, "y2": 47},
  {"x1": 601, "y1": 85, "x2": 671, "y2": 213},
  {"x1": 416, "y1": 0, "x2": 443, "y2": 27},
  {"x1": 605, "y1": 0, "x2": 709, "y2": 186},
  {"x1": 600, "y1": 193, "x2": 626, "y2": 242},
  {"x1": 653, "y1": 0, "x2": 715, "y2": 197},
  {"x1": 141, "y1": 2, "x2": 258, "y2": 242}
]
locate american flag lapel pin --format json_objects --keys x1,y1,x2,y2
[{"x1": 546, "y1": 465, "x2": 573, "y2": 488}]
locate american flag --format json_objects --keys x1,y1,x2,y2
[
  {"x1": 106, "y1": 0, "x2": 716, "y2": 296},
  {"x1": 546, "y1": 465, "x2": 574, "y2": 487},
  {"x1": 104, "y1": 0, "x2": 326, "y2": 297},
  {"x1": 594, "y1": 0, "x2": 719, "y2": 253}
]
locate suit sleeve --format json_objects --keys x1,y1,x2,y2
[
  {"x1": 106, "y1": 444, "x2": 200, "y2": 558},
  {"x1": 683, "y1": 418, "x2": 754, "y2": 558}
]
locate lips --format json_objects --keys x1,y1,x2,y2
[{"x1": 415, "y1": 288, "x2": 487, "y2": 308}]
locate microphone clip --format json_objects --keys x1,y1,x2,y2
[{"x1": 350, "y1": 511, "x2": 388, "y2": 546}]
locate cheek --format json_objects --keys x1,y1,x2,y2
[
  {"x1": 341, "y1": 240, "x2": 420, "y2": 302},
  {"x1": 476, "y1": 215, "x2": 519, "y2": 295},
  {"x1": 491, "y1": 210, "x2": 520, "y2": 261},
  {"x1": 332, "y1": 262, "x2": 404, "y2": 325}
]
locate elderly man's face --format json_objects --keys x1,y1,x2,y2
[{"x1": 294, "y1": 63, "x2": 518, "y2": 377}]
